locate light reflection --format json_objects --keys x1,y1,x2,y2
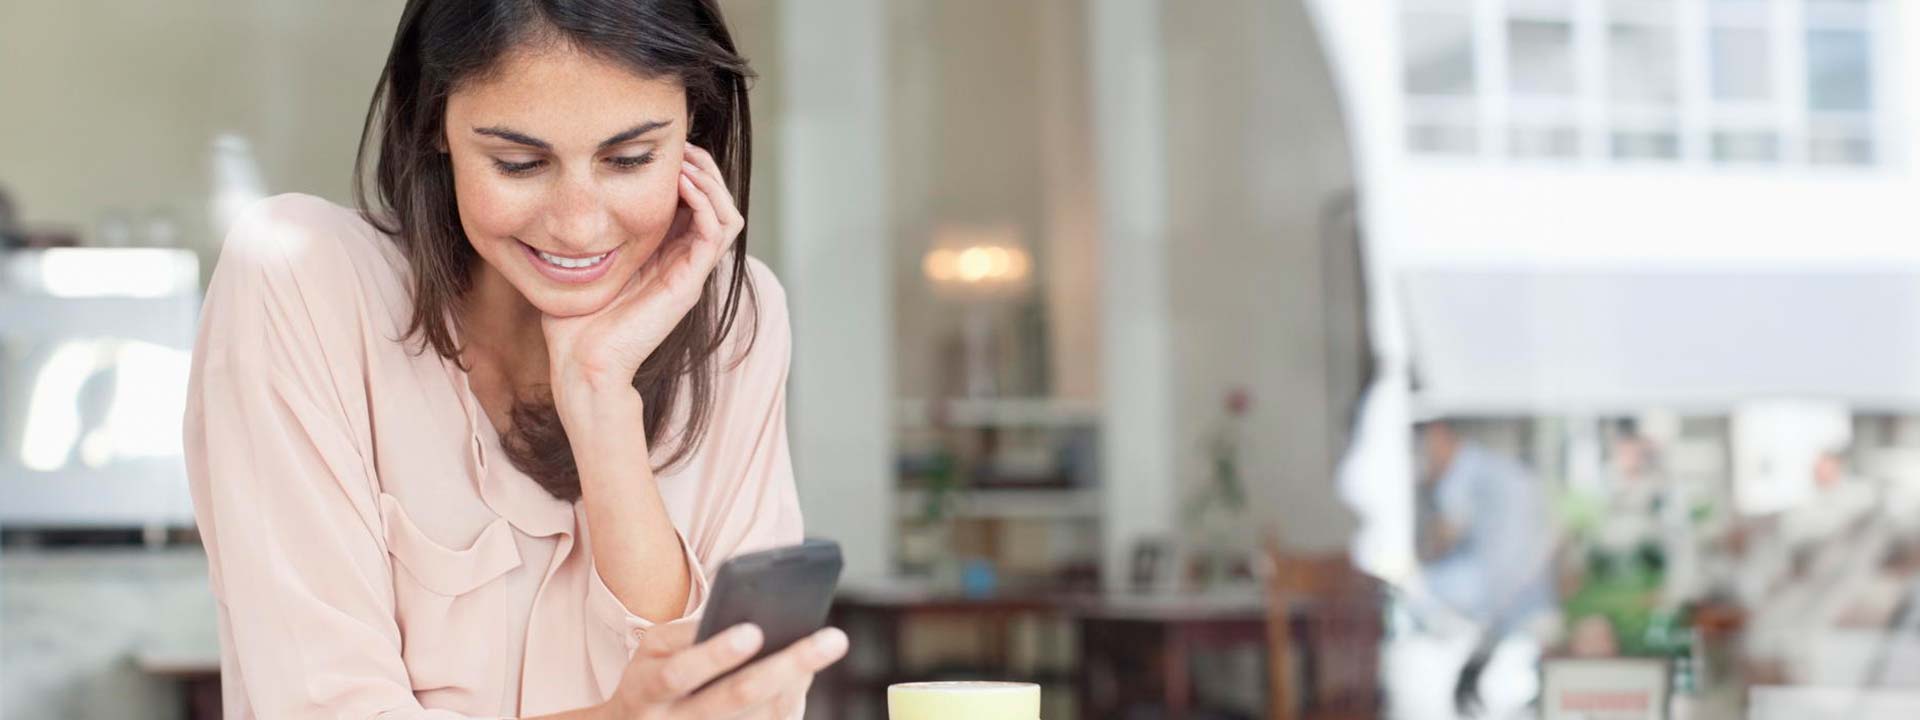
[
  {"x1": 19, "y1": 341, "x2": 98, "y2": 472},
  {"x1": 210, "y1": 132, "x2": 268, "y2": 241},
  {"x1": 922, "y1": 224, "x2": 1033, "y2": 297},
  {"x1": 18, "y1": 338, "x2": 192, "y2": 472},
  {"x1": 33, "y1": 248, "x2": 199, "y2": 298}
]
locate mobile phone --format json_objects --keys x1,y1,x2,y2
[{"x1": 693, "y1": 539, "x2": 844, "y2": 683}]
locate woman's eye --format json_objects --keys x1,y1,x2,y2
[
  {"x1": 606, "y1": 152, "x2": 656, "y2": 170},
  {"x1": 492, "y1": 158, "x2": 546, "y2": 177}
]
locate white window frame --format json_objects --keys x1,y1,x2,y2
[{"x1": 1398, "y1": 0, "x2": 1894, "y2": 170}]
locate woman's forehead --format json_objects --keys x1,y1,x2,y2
[{"x1": 448, "y1": 44, "x2": 687, "y2": 145}]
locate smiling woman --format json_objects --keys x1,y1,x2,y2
[
  {"x1": 181, "y1": 1, "x2": 844, "y2": 719},
  {"x1": 360, "y1": 0, "x2": 756, "y2": 500},
  {"x1": 441, "y1": 56, "x2": 692, "y2": 318}
]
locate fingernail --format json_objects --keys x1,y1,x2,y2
[
  {"x1": 813, "y1": 628, "x2": 848, "y2": 657},
  {"x1": 683, "y1": 161, "x2": 698, "y2": 173},
  {"x1": 731, "y1": 624, "x2": 762, "y2": 653}
]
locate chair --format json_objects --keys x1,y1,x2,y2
[{"x1": 1263, "y1": 541, "x2": 1385, "y2": 720}]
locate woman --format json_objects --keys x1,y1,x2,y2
[{"x1": 182, "y1": 1, "x2": 844, "y2": 717}]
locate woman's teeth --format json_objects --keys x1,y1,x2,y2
[{"x1": 536, "y1": 249, "x2": 610, "y2": 269}]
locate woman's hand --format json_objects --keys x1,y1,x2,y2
[
  {"x1": 599, "y1": 622, "x2": 848, "y2": 720},
  {"x1": 543, "y1": 145, "x2": 742, "y2": 425}
]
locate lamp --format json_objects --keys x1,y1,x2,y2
[{"x1": 922, "y1": 224, "x2": 1032, "y2": 397}]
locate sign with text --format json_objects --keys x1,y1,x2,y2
[{"x1": 1542, "y1": 658, "x2": 1670, "y2": 720}]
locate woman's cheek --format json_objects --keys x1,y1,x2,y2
[
  {"x1": 452, "y1": 166, "x2": 539, "y2": 242},
  {"x1": 616, "y1": 173, "x2": 683, "y2": 245}
]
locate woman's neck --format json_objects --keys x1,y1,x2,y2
[{"x1": 459, "y1": 263, "x2": 551, "y2": 397}]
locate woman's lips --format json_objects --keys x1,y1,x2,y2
[{"x1": 521, "y1": 240, "x2": 618, "y2": 284}]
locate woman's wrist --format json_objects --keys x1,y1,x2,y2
[
  {"x1": 554, "y1": 371, "x2": 646, "y2": 439},
  {"x1": 595, "y1": 696, "x2": 628, "y2": 720}
]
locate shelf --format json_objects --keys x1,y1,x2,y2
[
  {"x1": 896, "y1": 398, "x2": 1100, "y2": 429},
  {"x1": 896, "y1": 487, "x2": 1101, "y2": 520}
]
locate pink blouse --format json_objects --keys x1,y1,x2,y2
[{"x1": 183, "y1": 194, "x2": 804, "y2": 718}]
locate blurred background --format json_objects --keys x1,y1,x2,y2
[{"x1": 1, "y1": 0, "x2": 1916, "y2": 718}]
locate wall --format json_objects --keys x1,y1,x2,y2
[
  {"x1": 1162, "y1": 0, "x2": 1362, "y2": 551},
  {"x1": 0, "y1": 0, "x2": 403, "y2": 257},
  {"x1": 721, "y1": 0, "x2": 788, "y2": 271},
  {"x1": 776, "y1": 0, "x2": 897, "y2": 583},
  {"x1": 889, "y1": 0, "x2": 1059, "y2": 402}
]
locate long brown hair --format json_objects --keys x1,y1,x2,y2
[{"x1": 353, "y1": 0, "x2": 758, "y2": 501}]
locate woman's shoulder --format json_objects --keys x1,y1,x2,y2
[
  {"x1": 214, "y1": 193, "x2": 404, "y2": 282},
  {"x1": 741, "y1": 254, "x2": 787, "y2": 324},
  {"x1": 723, "y1": 254, "x2": 790, "y2": 376},
  {"x1": 201, "y1": 193, "x2": 414, "y2": 357}
]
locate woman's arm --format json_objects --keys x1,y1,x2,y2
[
  {"x1": 542, "y1": 149, "x2": 831, "y2": 718},
  {"x1": 542, "y1": 146, "x2": 743, "y2": 626},
  {"x1": 571, "y1": 385, "x2": 693, "y2": 622}
]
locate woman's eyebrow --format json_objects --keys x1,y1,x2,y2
[
  {"x1": 470, "y1": 120, "x2": 674, "y2": 151},
  {"x1": 597, "y1": 120, "x2": 673, "y2": 148},
  {"x1": 472, "y1": 125, "x2": 550, "y2": 149}
]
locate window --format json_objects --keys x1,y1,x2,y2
[
  {"x1": 1805, "y1": 0, "x2": 1877, "y2": 165},
  {"x1": 1396, "y1": 0, "x2": 1892, "y2": 169},
  {"x1": 1402, "y1": 0, "x2": 1478, "y2": 154},
  {"x1": 1505, "y1": 0, "x2": 1580, "y2": 158},
  {"x1": 1709, "y1": 0, "x2": 1778, "y2": 163},
  {"x1": 1608, "y1": 1, "x2": 1680, "y2": 160}
]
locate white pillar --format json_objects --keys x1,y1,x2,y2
[
  {"x1": 1089, "y1": 0, "x2": 1178, "y2": 590},
  {"x1": 778, "y1": 0, "x2": 894, "y2": 583},
  {"x1": 1038, "y1": 0, "x2": 1102, "y2": 405}
]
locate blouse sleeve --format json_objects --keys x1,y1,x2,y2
[
  {"x1": 184, "y1": 195, "x2": 497, "y2": 719},
  {"x1": 584, "y1": 258, "x2": 806, "y2": 654}
]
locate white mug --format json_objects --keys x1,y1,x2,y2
[{"x1": 887, "y1": 681, "x2": 1041, "y2": 720}]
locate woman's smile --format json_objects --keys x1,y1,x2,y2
[{"x1": 520, "y1": 239, "x2": 620, "y2": 284}]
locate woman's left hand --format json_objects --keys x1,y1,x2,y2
[{"x1": 543, "y1": 145, "x2": 742, "y2": 425}]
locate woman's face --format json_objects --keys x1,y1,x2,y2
[{"x1": 444, "y1": 42, "x2": 689, "y2": 318}]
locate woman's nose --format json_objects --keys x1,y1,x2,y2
[{"x1": 542, "y1": 174, "x2": 613, "y2": 251}]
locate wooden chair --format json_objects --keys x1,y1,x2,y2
[{"x1": 1263, "y1": 542, "x2": 1385, "y2": 720}]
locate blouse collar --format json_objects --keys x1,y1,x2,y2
[{"x1": 443, "y1": 323, "x2": 577, "y2": 539}]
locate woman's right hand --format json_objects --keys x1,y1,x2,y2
[{"x1": 599, "y1": 622, "x2": 848, "y2": 719}]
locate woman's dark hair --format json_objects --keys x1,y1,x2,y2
[{"x1": 354, "y1": 0, "x2": 758, "y2": 501}]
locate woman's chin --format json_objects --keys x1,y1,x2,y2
[{"x1": 527, "y1": 282, "x2": 622, "y2": 319}]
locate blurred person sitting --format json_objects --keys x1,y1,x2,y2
[
  {"x1": 1414, "y1": 421, "x2": 1560, "y2": 717},
  {"x1": 1416, "y1": 421, "x2": 1558, "y2": 629}
]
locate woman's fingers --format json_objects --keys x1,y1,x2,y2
[
  {"x1": 679, "y1": 162, "x2": 726, "y2": 240},
  {"x1": 673, "y1": 164, "x2": 727, "y2": 290},
  {"x1": 761, "y1": 679, "x2": 814, "y2": 720},
  {"x1": 641, "y1": 623, "x2": 764, "y2": 699},
  {"x1": 677, "y1": 167, "x2": 723, "y2": 253},
  {"x1": 683, "y1": 146, "x2": 744, "y2": 232},
  {"x1": 684, "y1": 144, "x2": 722, "y2": 182},
  {"x1": 671, "y1": 627, "x2": 848, "y2": 717},
  {"x1": 638, "y1": 620, "x2": 702, "y2": 657}
]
